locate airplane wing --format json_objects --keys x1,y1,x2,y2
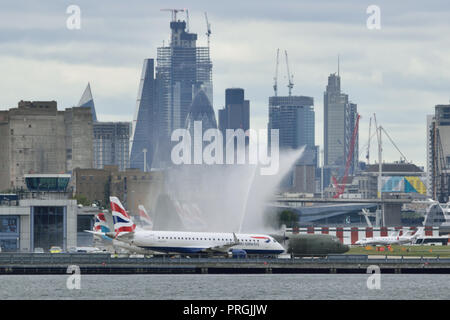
[
  {"x1": 84, "y1": 229, "x2": 135, "y2": 241},
  {"x1": 200, "y1": 233, "x2": 240, "y2": 253},
  {"x1": 84, "y1": 230, "x2": 109, "y2": 237}
]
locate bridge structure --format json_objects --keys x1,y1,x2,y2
[{"x1": 271, "y1": 196, "x2": 413, "y2": 227}]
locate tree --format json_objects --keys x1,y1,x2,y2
[
  {"x1": 278, "y1": 210, "x2": 299, "y2": 228},
  {"x1": 72, "y1": 194, "x2": 91, "y2": 206}
]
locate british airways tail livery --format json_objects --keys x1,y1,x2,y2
[
  {"x1": 94, "y1": 196, "x2": 285, "y2": 256},
  {"x1": 110, "y1": 196, "x2": 136, "y2": 237},
  {"x1": 89, "y1": 209, "x2": 153, "y2": 255},
  {"x1": 138, "y1": 205, "x2": 153, "y2": 230}
]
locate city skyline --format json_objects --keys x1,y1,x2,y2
[{"x1": 1, "y1": 1, "x2": 450, "y2": 168}]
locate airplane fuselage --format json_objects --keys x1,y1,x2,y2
[
  {"x1": 125, "y1": 230, "x2": 285, "y2": 255},
  {"x1": 356, "y1": 236, "x2": 416, "y2": 246}
]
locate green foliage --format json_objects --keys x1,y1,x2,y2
[
  {"x1": 72, "y1": 194, "x2": 91, "y2": 206},
  {"x1": 278, "y1": 210, "x2": 299, "y2": 228}
]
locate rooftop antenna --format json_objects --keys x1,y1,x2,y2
[
  {"x1": 273, "y1": 48, "x2": 279, "y2": 97},
  {"x1": 185, "y1": 9, "x2": 189, "y2": 32},
  {"x1": 204, "y1": 12, "x2": 211, "y2": 48},
  {"x1": 366, "y1": 115, "x2": 372, "y2": 164},
  {"x1": 285, "y1": 50, "x2": 294, "y2": 96}
]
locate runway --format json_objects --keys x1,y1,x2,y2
[{"x1": 1, "y1": 253, "x2": 450, "y2": 274}]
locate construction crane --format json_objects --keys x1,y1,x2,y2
[
  {"x1": 366, "y1": 115, "x2": 372, "y2": 164},
  {"x1": 284, "y1": 50, "x2": 294, "y2": 96},
  {"x1": 185, "y1": 9, "x2": 190, "y2": 32},
  {"x1": 204, "y1": 12, "x2": 211, "y2": 48},
  {"x1": 161, "y1": 8, "x2": 185, "y2": 21},
  {"x1": 273, "y1": 48, "x2": 279, "y2": 97},
  {"x1": 333, "y1": 113, "x2": 361, "y2": 199},
  {"x1": 433, "y1": 126, "x2": 449, "y2": 202}
]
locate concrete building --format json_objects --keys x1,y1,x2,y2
[
  {"x1": 74, "y1": 165, "x2": 164, "y2": 215},
  {"x1": 93, "y1": 122, "x2": 131, "y2": 171},
  {"x1": 0, "y1": 174, "x2": 79, "y2": 252},
  {"x1": 0, "y1": 101, "x2": 93, "y2": 191},
  {"x1": 292, "y1": 164, "x2": 316, "y2": 194},
  {"x1": 325, "y1": 162, "x2": 426, "y2": 200},
  {"x1": 427, "y1": 104, "x2": 450, "y2": 202}
]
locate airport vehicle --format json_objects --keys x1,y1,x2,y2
[
  {"x1": 355, "y1": 228, "x2": 423, "y2": 246},
  {"x1": 230, "y1": 249, "x2": 247, "y2": 258},
  {"x1": 89, "y1": 197, "x2": 285, "y2": 256},
  {"x1": 284, "y1": 233, "x2": 349, "y2": 256},
  {"x1": 68, "y1": 246, "x2": 103, "y2": 253},
  {"x1": 49, "y1": 246, "x2": 62, "y2": 253},
  {"x1": 415, "y1": 235, "x2": 449, "y2": 245}
]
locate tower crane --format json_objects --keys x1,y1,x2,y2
[
  {"x1": 204, "y1": 12, "x2": 211, "y2": 48},
  {"x1": 284, "y1": 50, "x2": 294, "y2": 96},
  {"x1": 273, "y1": 48, "x2": 279, "y2": 96},
  {"x1": 160, "y1": 8, "x2": 185, "y2": 21},
  {"x1": 366, "y1": 115, "x2": 372, "y2": 164},
  {"x1": 185, "y1": 9, "x2": 190, "y2": 32}
]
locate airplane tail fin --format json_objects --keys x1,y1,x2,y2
[
  {"x1": 93, "y1": 211, "x2": 113, "y2": 233},
  {"x1": 91, "y1": 210, "x2": 115, "y2": 242},
  {"x1": 138, "y1": 205, "x2": 153, "y2": 230},
  {"x1": 110, "y1": 196, "x2": 136, "y2": 238},
  {"x1": 391, "y1": 230, "x2": 401, "y2": 237},
  {"x1": 414, "y1": 227, "x2": 424, "y2": 238}
]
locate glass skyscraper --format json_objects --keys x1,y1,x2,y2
[
  {"x1": 218, "y1": 88, "x2": 250, "y2": 135},
  {"x1": 129, "y1": 59, "x2": 156, "y2": 172},
  {"x1": 268, "y1": 95, "x2": 317, "y2": 192},
  {"x1": 78, "y1": 82, "x2": 97, "y2": 122},
  {"x1": 268, "y1": 95, "x2": 315, "y2": 151}
]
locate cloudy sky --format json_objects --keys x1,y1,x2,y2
[{"x1": 1, "y1": 0, "x2": 449, "y2": 168}]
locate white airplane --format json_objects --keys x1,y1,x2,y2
[
  {"x1": 355, "y1": 228, "x2": 424, "y2": 246},
  {"x1": 396, "y1": 227, "x2": 424, "y2": 245},
  {"x1": 90, "y1": 197, "x2": 285, "y2": 256}
]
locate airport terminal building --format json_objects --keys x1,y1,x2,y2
[{"x1": 0, "y1": 174, "x2": 94, "y2": 252}]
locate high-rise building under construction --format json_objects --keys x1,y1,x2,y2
[
  {"x1": 155, "y1": 18, "x2": 212, "y2": 167},
  {"x1": 129, "y1": 15, "x2": 213, "y2": 170}
]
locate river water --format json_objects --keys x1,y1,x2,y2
[{"x1": 0, "y1": 274, "x2": 449, "y2": 300}]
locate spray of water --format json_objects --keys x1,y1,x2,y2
[{"x1": 149, "y1": 147, "x2": 305, "y2": 234}]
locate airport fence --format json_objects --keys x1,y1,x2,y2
[{"x1": 0, "y1": 253, "x2": 449, "y2": 266}]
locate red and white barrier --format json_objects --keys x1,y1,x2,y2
[{"x1": 288, "y1": 226, "x2": 440, "y2": 245}]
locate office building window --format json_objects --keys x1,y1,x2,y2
[{"x1": 33, "y1": 206, "x2": 64, "y2": 251}]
